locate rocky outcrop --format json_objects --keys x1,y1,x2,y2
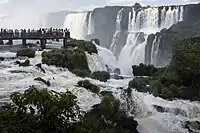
[
  {"x1": 34, "y1": 77, "x2": 50, "y2": 87},
  {"x1": 183, "y1": 121, "x2": 200, "y2": 133},
  {"x1": 15, "y1": 60, "x2": 30, "y2": 67},
  {"x1": 35, "y1": 63, "x2": 45, "y2": 73},
  {"x1": 145, "y1": 20, "x2": 200, "y2": 67}
]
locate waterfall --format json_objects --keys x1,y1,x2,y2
[
  {"x1": 64, "y1": 12, "x2": 88, "y2": 40},
  {"x1": 141, "y1": 8, "x2": 159, "y2": 34},
  {"x1": 117, "y1": 6, "x2": 185, "y2": 75},
  {"x1": 150, "y1": 36, "x2": 160, "y2": 65},
  {"x1": 161, "y1": 6, "x2": 182, "y2": 28},
  {"x1": 110, "y1": 8, "x2": 123, "y2": 55},
  {"x1": 179, "y1": 6, "x2": 184, "y2": 21},
  {"x1": 88, "y1": 12, "x2": 93, "y2": 35}
]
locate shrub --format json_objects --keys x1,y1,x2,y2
[
  {"x1": 77, "y1": 94, "x2": 139, "y2": 133},
  {"x1": 17, "y1": 48, "x2": 35, "y2": 58},
  {"x1": 72, "y1": 69, "x2": 91, "y2": 78},
  {"x1": 149, "y1": 80, "x2": 162, "y2": 97},
  {"x1": 68, "y1": 39, "x2": 98, "y2": 54},
  {"x1": 92, "y1": 71, "x2": 110, "y2": 82},
  {"x1": 42, "y1": 48, "x2": 90, "y2": 71},
  {"x1": 132, "y1": 63, "x2": 159, "y2": 76},
  {"x1": 77, "y1": 80, "x2": 100, "y2": 94},
  {"x1": 0, "y1": 86, "x2": 81, "y2": 133},
  {"x1": 128, "y1": 77, "x2": 149, "y2": 93}
]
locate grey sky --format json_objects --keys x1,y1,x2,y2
[{"x1": 0, "y1": 0, "x2": 199, "y2": 15}]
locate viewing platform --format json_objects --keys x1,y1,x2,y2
[{"x1": 0, "y1": 28, "x2": 71, "y2": 49}]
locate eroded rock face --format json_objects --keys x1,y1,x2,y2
[
  {"x1": 183, "y1": 121, "x2": 200, "y2": 133},
  {"x1": 145, "y1": 20, "x2": 200, "y2": 67}
]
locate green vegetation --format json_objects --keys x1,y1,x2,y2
[
  {"x1": 132, "y1": 63, "x2": 159, "y2": 76},
  {"x1": 68, "y1": 39, "x2": 98, "y2": 54},
  {"x1": 0, "y1": 86, "x2": 139, "y2": 133},
  {"x1": 75, "y1": 94, "x2": 139, "y2": 133},
  {"x1": 17, "y1": 48, "x2": 36, "y2": 58},
  {"x1": 42, "y1": 48, "x2": 91, "y2": 76},
  {"x1": 72, "y1": 69, "x2": 91, "y2": 78},
  {"x1": 0, "y1": 86, "x2": 80, "y2": 133},
  {"x1": 129, "y1": 77, "x2": 150, "y2": 93},
  {"x1": 92, "y1": 71, "x2": 110, "y2": 82},
  {"x1": 129, "y1": 37, "x2": 200, "y2": 101},
  {"x1": 77, "y1": 80, "x2": 100, "y2": 94}
]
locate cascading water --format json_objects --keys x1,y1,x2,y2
[
  {"x1": 150, "y1": 36, "x2": 161, "y2": 65},
  {"x1": 117, "y1": 6, "x2": 184, "y2": 75},
  {"x1": 109, "y1": 8, "x2": 123, "y2": 56},
  {"x1": 87, "y1": 12, "x2": 93, "y2": 36},
  {"x1": 64, "y1": 12, "x2": 88, "y2": 40},
  {"x1": 179, "y1": 6, "x2": 184, "y2": 21}
]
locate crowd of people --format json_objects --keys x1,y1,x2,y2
[{"x1": 0, "y1": 28, "x2": 70, "y2": 38}]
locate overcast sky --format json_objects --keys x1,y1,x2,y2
[{"x1": 0, "y1": 0, "x2": 199, "y2": 15}]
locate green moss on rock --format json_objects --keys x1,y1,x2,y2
[
  {"x1": 42, "y1": 48, "x2": 90, "y2": 72},
  {"x1": 92, "y1": 71, "x2": 110, "y2": 82},
  {"x1": 77, "y1": 80, "x2": 100, "y2": 94},
  {"x1": 68, "y1": 39, "x2": 98, "y2": 54},
  {"x1": 17, "y1": 48, "x2": 36, "y2": 58}
]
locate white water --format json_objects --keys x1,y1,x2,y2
[
  {"x1": 64, "y1": 12, "x2": 88, "y2": 40},
  {"x1": 151, "y1": 36, "x2": 160, "y2": 65},
  {"x1": 117, "y1": 6, "x2": 185, "y2": 75},
  {"x1": 0, "y1": 51, "x2": 200, "y2": 133},
  {"x1": 85, "y1": 52, "x2": 107, "y2": 72},
  {"x1": 110, "y1": 8, "x2": 123, "y2": 56},
  {"x1": 87, "y1": 12, "x2": 94, "y2": 35},
  {"x1": 95, "y1": 44, "x2": 118, "y2": 71}
]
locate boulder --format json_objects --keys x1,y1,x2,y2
[
  {"x1": 19, "y1": 60, "x2": 30, "y2": 67},
  {"x1": 35, "y1": 63, "x2": 45, "y2": 73},
  {"x1": 111, "y1": 74, "x2": 124, "y2": 80},
  {"x1": 184, "y1": 121, "x2": 200, "y2": 133},
  {"x1": 0, "y1": 57, "x2": 4, "y2": 61},
  {"x1": 34, "y1": 77, "x2": 50, "y2": 87},
  {"x1": 114, "y1": 68, "x2": 121, "y2": 75}
]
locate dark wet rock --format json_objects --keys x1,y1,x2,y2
[
  {"x1": 111, "y1": 74, "x2": 124, "y2": 80},
  {"x1": 184, "y1": 121, "x2": 200, "y2": 133},
  {"x1": 15, "y1": 61, "x2": 21, "y2": 65},
  {"x1": 34, "y1": 77, "x2": 50, "y2": 87},
  {"x1": 91, "y1": 38, "x2": 100, "y2": 45},
  {"x1": 153, "y1": 105, "x2": 165, "y2": 113},
  {"x1": 9, "y1": 70, "x2": 28, "y2": 74},
  {"x1": 134, "y1": 3, "x2": 142, "y2": 11},
  {"x1": 35, "y1": 63, "x2": 45, "y2": 73},
  {"x1": 153, "y1": 105, "x2": 187, "y2": 116},
  {"x1": 100, "y1": 91, "x2": 113, "y2": 96},
  {"x1": 19, "y1": 60, "x2": 30, "y2": 67},
  {"x1": 0, "y1": 40, "x2": 4, "y2": 45},
  {"x1": 0, "y1": 57, "x2": 4, "y2": 61},
  {"x1": 106, "y1": 65, "x2": 112, "y2": 73},
  {"x1": 114, "y1": 68, "x2": 121, "y2": 75}
]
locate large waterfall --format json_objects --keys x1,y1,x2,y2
[
  {"x1": 62, "y1": 5, "x2": 184, "y2": 75},
  {"x1": 109, "y1": 8, "x2": 123, "y2": 56},
  {"x1": 117, "y1": 6, "x2": 184, "y2": 75},
  {"x1": 64, "y1": 12, "x2": 88, "y2": 40}
]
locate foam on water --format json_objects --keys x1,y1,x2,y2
[
  {"x1": 95, "y1": 44, "x2": 118, "y2": 71},
  {"x1": 0, "y1": 52, "x2": 200, "y2": 133},
  {"x1": 85, "y1": 52, "x2": 107, "y2": 72}
]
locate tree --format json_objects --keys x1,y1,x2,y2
[{"x1": 0, "y1": 86, "x2": 81, "y2": 133}]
